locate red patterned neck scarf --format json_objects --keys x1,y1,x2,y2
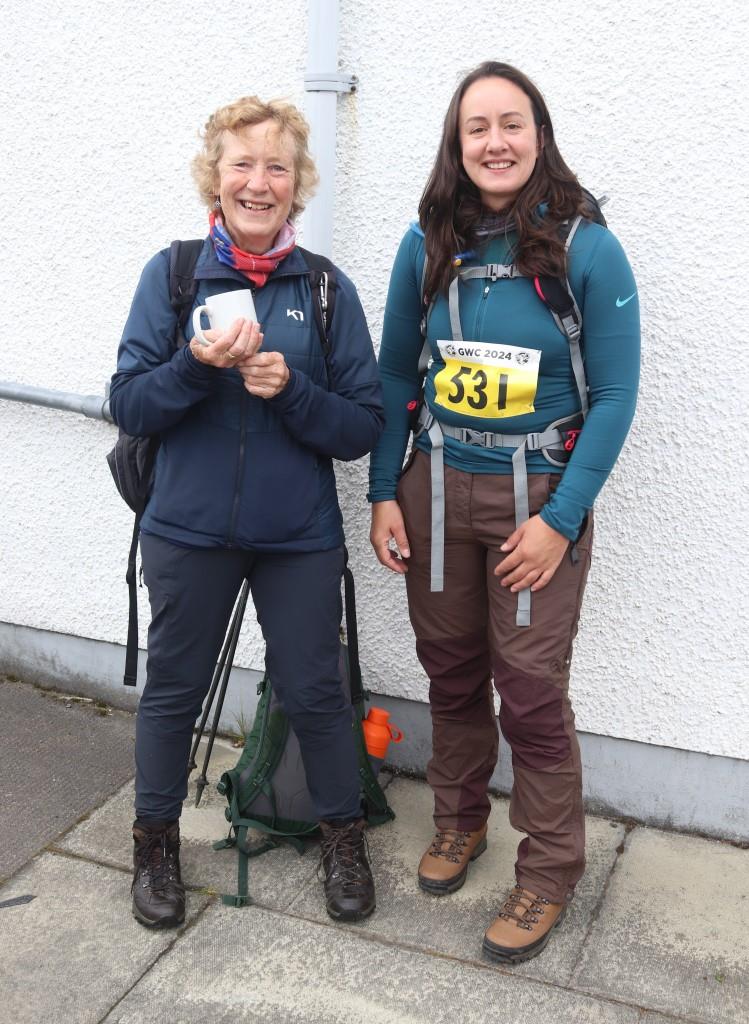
[{"x1": 209, "y1": 211, "x2": 297, "y2": 287}]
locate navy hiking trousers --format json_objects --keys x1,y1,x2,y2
[{"x1": 136, "y1": 534, "x2": 360, "y2": 823}]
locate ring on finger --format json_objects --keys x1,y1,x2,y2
[{"x1": 226, "y1": 349, "x2": 240, "y2": 360}]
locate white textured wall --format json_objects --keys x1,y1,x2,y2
[{"x1": 1, "y1": 0, "x2": 747, "y2": 760}]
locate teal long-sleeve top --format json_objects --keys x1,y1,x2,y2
[{"x1": 368, "y1": 221, "x2": 640, "y2": 541}]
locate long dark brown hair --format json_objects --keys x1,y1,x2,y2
[{"x1": 419, "y1": 61, "x2": 587, "y2": 299}]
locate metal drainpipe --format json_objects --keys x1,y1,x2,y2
[
  {"x1": 0, "y1": 5, "x2": 355, "y2": 421},
  {"x1": 0, "y1": 381, "x2": 112, "y2": 422},
  {"x1": 303, "y1": 0, "x2": 356, "y2": 257}
]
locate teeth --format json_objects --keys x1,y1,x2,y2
[
  {"x1": 241, "y1": 201, "x2": 271, "y2": 210},
  {"x1": 486, "y1": 162, "x2": 512, "y2": 169}
]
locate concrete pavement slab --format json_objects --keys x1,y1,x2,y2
[
  {"x1": 574, "y1": 828, "x2": 749, "y2": 1023},
  {"x1": 287, "y1": 775, "x2": 625, "y2": 987},
  {"x1": 0, "y1": 676, "x2": 135, "y2": 883},
  {"x1": 0, "y1": 851, "x2": 209, "y2": 1024},
  {"x1": 100, "y1": 901, "x2": 642, "y2": 1024},
  {"x1": 58, "y1": 738, "x2": 320, "y2": 910}
]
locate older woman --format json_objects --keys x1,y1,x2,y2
[
  {"x1": 369, "y1": 62, "x2": 639, "y2": 963},
  {"x1": 110, "y1": 97, "x2": 383, "y2": 928}
]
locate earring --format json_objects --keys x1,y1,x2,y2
[{"x1": 213, "y1": 197, "x2": 222, "y2": 209}]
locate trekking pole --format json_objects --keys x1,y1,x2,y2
[
  {"x1": 187, "y1": 579, "x2": 249, "y2": 774},
  {"x1": 193, "y1": 579, "x2": 251, "y2": 806}
]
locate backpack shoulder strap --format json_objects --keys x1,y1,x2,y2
[
  {"x1": 533, "y1": 202, "x2": 609, "y2": 419},
  {"x1": 297, "y1": 246, "x2": 337, "y2": 361},
  {"x1": 580, "y1": 187, "x2": 608, "y2": 228},
  {"x1": 168, "y1": 239, "x2": 204, "y2": 343},
  {"x1": 417, "y1": 252, "x2": 431, "y2": 376},
  {"x1": 535, "y1": 255, "x2": 588, "y2": 416}
]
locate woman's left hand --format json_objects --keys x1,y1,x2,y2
[
  {"x1": 237, "y1": 350, "x2": 290, "y2": 399},
  {"x1": 494, "y1": 514, "x2": 569, "y2": 593}
]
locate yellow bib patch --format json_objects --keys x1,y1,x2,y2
[{"x1": 433, "y1": 340, "x2": 541, "y2": 419}]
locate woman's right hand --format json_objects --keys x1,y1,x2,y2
[
  {"x1": 189, "y1": 318, "x2": 262, "y2": 368},
  {"x1": 370, "y1": 500, "x2": 411, "y2": 574}
]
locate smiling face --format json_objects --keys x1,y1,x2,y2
[
  {"x1": 215, "y1": 121, "x2": 297, "y2": 253},
  {"x1": 459, "y1": 76, "x2": 541, "y2": 212}
]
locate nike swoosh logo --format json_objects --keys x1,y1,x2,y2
[{"x1": 616, "y1": 293, "x2": 636, "y2": 307}]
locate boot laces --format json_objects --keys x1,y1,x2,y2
[
  {"x1": 133, "y1": 830, "x2": 180, "y2": 894},
  {"x1": 497, "y1": 886, "x2": 549, "y2": 931},
  {"x1": 318, "y1": 823, "x2": 371, "y2": 894},
  {"x1": 428, "y1": 829, "x2": 472, "y2": 864}
]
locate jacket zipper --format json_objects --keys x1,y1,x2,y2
[
  {"x1": 227, "y1": 392, "x2": 247, "y2": 546},
  {"x1": 475, "y1": 281, "x2": 492, "y2": 339}
]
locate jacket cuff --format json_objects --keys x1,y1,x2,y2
[
  {"x1": 367, "y1": 488, "x2": 398, "y2": 503},
  {"x1": 539, "y1": 505, "x2": 578, "y2": 543},
  {"x1": 181, "y1": 344, "x2": 221, "y2": 384},
  {"x1": 267, "y1": 367, "x2": 301, "y2": 409}
]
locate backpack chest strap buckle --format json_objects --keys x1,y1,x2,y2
[{"x1": 484, "y1": 263, "x2": 519, "y2": 282}]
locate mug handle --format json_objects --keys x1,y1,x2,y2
[{"x1": 191, "y1": 306, "x2": 211, "y2": 346}]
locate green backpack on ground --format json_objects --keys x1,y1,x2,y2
[{"x1": 213, "y1": 560, "x2": 395, "y2": 906}]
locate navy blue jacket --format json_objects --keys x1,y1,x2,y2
[{"x1": 110, "y1": 239, "x2": 384, "y2": 551}]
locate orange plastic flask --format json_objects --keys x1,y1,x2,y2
[{"x1": 362, "y1": 706, "x2": 403, "y2": 774}]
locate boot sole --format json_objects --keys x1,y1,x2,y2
[
  {"x1": 326, "y1": 900, "x2": 376, "y2": 923},
  {"x1": 132, "y1": 905, "x2": 185, "y2": 930},
  {"x1": 418, "y1": 836, "x2": 488, "y2": 896},
  {"x1": 482, "y1": 906, "x2": 567, "y2": 964}
]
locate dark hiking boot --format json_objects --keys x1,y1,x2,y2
[
  {"x1": 482, "y1": 886, "x2": 566, "y2": 964},
  {"x1": 417, "y1": 825, "x2": 488, "y2": 895},
  {"x1": 131, "y1": 820, "x2": 185, "y2": 929},
  {"x1": 318, "y1": 819, "x2": 375, "y2": 922}
]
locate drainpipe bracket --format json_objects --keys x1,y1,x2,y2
[{"x1": 304, "y1": 72, "x2": 357, "y2": 93}]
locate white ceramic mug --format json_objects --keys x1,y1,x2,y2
[{"x1": 192, "y1": 289, "x2": 257, "y2": 345}]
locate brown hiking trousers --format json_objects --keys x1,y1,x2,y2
[{"x1": 397, "y1": 451, "x2": 593, "y2": 903}]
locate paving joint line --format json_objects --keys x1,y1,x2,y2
[
  {"x1": 566, "y1": 819, "x2": 639, "y2": 989},
  {"x1": 94, "y1": 899, "x2": 214, "y2": 1024},
  {"x1": 43, "y1": 845, "x2": 239, "y2": 898},
  {"x1": 40, "y1": 845, "x2": 321, "y2": 916}
]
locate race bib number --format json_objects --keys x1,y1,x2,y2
[{"x1": 433, "y1": 340, "x2": 541, "y2": 419}]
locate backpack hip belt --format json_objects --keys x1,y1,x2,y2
[
  {"x1": 415, "y1": 405, "x2": 579, "y2": 627},
  {"x1": 416, "y1": 220, "x2": 589, "y2": 628}
]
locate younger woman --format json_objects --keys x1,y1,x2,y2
[{"x1": 369, "y1": 62, "x2": 639, "y2": 963}]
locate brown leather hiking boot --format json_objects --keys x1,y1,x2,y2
[
  {"x1": 131, "y1": 820, "x2": 185, "y2": 929},
  {"x1": 482, "y1": 885, "x2": 566, "y2": 963},
  {"x1": 417, "y1": 824, "x2": 488, "y2": 895},
  {"x1": 319, "y1": 819, "x2": 376, "y2": 922}
]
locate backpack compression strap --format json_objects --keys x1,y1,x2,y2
[{"x1": 123, "y1": 518, "x2": 142, "y2": 686}]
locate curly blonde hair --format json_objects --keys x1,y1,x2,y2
[{"x1": 192, "y1": 96, "x2": 318, "y2": 219}]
